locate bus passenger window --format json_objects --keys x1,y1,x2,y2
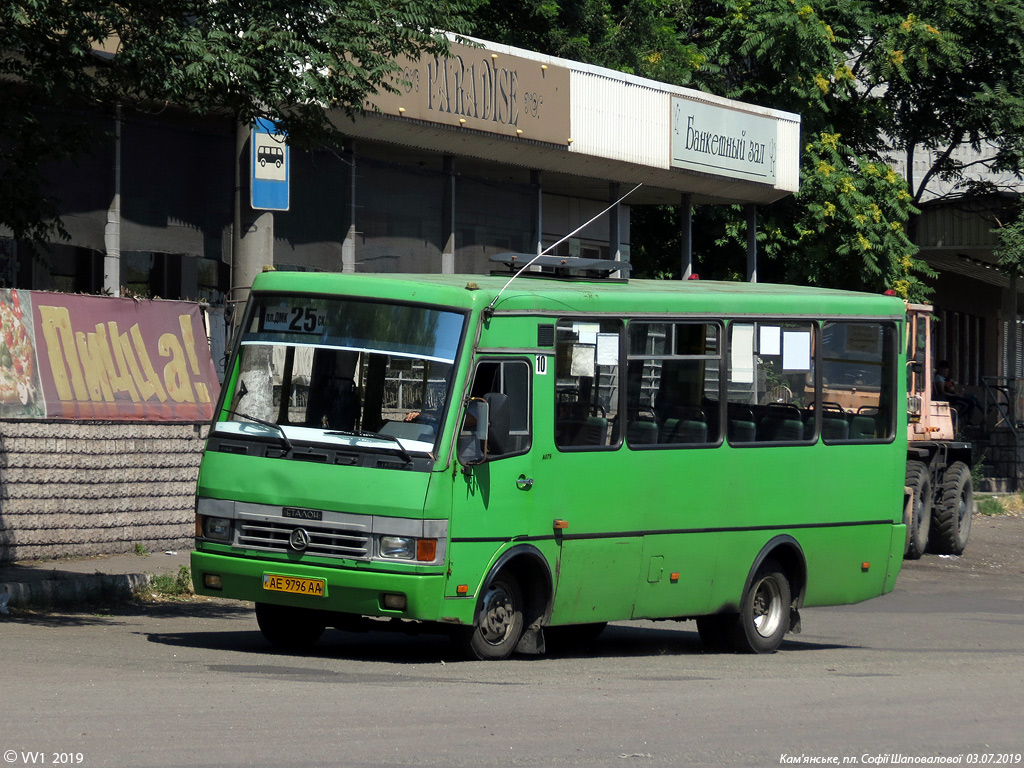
[
  {"x1": 625, "y1": 322, "x2": 721, "y2": 447},
  {"x1": 820, "y1": 322, "x2": 897, "y2": 443},
  {"x1": 555, "y1": 320, "x2": 621, "y2": 450},
  {"x1": 470, "y1": 360, "x2": 532, "y2": 458},
  {"x1": 727, "y1": 322, "x2": 817, "y2": 444}
]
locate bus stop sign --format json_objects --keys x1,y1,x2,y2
[{"x1": 251, "y1": 118, "x2": 290, "y2": 211}]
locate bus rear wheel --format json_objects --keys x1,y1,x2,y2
[
  {"x1": 457, "y1": 574, "x2": 525, "y2": 661},
  {"x1": 255, "y1": 603, "x2": 326, "y2": 651},
  {"x1": 905, "y1": 461, "x2": 932, "y2": 560},
  {"x1": 930, "y1": 461, "x2": 973, "y2": 555},
  {"x1": 726, "y1": 559, "x2": 791, "y2": 654}
]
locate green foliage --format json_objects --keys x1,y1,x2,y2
[
  {"x1": 995, "y1": 207, "x2": 1024, "y2": 277},
  {"x1": 147, "y1": 566, "x2": 194, "y2": 598},
  {"x1": 1, "y1": 0, "x2": 472, "y2": 242},
  {"x1": 976, "y1": 496, "x2": 1004, "y2": 517}
]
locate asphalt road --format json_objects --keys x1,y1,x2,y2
[{"x1": 2, "y1": 514, "x2": 1022, "y2": 768}]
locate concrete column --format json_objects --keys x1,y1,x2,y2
[
  {"x1": 680, "y1": 193, "x2": 693, "y2": 279},
  {"x1": 531, "y1": 170, "x2": 543, "y2": 255},
  {"x1": 231, "y1": 122, "x2": 274, "y2": 328},
  {"x1": 342, "y1": 139, "x2": 357, "y2": 274},
  {"x1": 442, "y1": 156, "x2": 455, "y2": 274},
  {"x1": 746, "y1": 204, "x2": 757, "y2": 283},
  {"x1": 609, "y1": 182, "x2": 621, "y2": 263},
  {"x1": 102, "y1": 107, "x2": 122, "y2": 296}
]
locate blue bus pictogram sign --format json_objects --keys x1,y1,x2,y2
[{"x1": 251, "y1": 118, "x2": 290, "y2": 211}]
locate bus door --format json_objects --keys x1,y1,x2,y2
[
  {"x1": 448, "y1": 357, "x2": 556, "y2": 602},
  {"x1": 545, "y1": 319, "x2": 644, "y2": 624}
]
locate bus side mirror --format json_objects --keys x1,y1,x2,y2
[
  {"x1": 457, "y1": 398, "x2": 490, "y2": 466},
  {"x1": 484, "y1": 392, "x2": 511, "y2": 455}
]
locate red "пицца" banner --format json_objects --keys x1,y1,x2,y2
[{"x1": 1, "y1": 289, "x2": 220, "y2": 421}]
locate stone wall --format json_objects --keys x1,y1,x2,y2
[{"x1": 0, "y1": 421, "x2": 207, "y2": 563}]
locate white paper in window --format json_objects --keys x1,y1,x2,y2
[
  {"x1": 571, "y1": 345, "x2": 596, "y2": 377},
  {"x1": 782, "y1": 330, "x2": 812, "y2": 371},
  {"x1": 731, "y1": 324, "x2": 755, "y2": 384},
  {"x1": 575, "y1": 323, "x2": 600, "y2": 346},
  {"x1": 596, "y1": 333, "x2": 618, "y2": 366},
  {"x1": 760, "y1": 325, "x2": 781, "y2": 356}
]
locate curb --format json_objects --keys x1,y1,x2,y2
[{"x1": 0, "y1": 572, "x2": 154, "y2": 612}]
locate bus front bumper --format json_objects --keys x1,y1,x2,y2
[{"x1": 191, "y1": 550, "x2": 446, "y2": 622}]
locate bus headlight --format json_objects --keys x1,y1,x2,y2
[
  {"x1": 379, "y1": 536, "x2": 438, "y2": 562},
  {"x1": 202, "y1": 517, "x2": 232, "y2": 541},
  {"x1": 380, "y1": 535, "x2": 416, "y2": 560}
]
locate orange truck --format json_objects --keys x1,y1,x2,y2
[{"x1": 903, "y1": 303, "x2": 974, "y2": 559}]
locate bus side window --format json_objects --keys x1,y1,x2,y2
[
  {"x1": 726, "y1": 321, "x2": 817, "y2": 444},
  {"x1": 625, "y1": 321, "x2": 722, "y2": 447},
  {"x1": 820, "y1": 321, "x2": 897, "y2": 443},
  {"x1": 471, "y1": 359, "x2": 532, "y2": 459},
  {"x1": 554, "y1": 320, "x2": 622, "y2": 450}
]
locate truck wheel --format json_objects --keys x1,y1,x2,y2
[
  {"x1": 255, "y1": 603, "x2": 326, "y2": 651},
  {"x1": 725, "y1": 559, "x2": 791, "y2": 654},
  {"x1": 905, "y1": 461, "x2": 931, "y2": 560},
  {"x1": 930, "y1": 461, "x2": 973, "y2": 555},
  {"x1": 456, "y1": 573, "x2": 525, "y2": 660}
]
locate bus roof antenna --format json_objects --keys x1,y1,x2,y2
[{"x1": 484, "y1": 183, "x2": 642, "y2": 316}]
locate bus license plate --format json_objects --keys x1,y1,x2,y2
[{"x1": 262, "y1": 574, "x2": 326, "y2": 597}]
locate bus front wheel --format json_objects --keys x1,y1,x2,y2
[
  {"x1": 458, "y1": 574, "x2": 525, "y2": 660},
  {"x1": 255, "y1": 602, "x2": 326, "y2": 651},
  {"x1": 727, "y1": 559, "x2": 791, "y2": 654}
]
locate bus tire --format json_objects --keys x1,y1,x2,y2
[
  {"x1": 254, "y1": 602, "x2": 326, "y2": 651},
  {"x1": 458, "y1": 573, "x2": 525, "y2": 661},
  {"x1": 905, "y1": 460, "x2": 932, "y2": 560},
  {"x1": 930, "y1": 461, "x2": 973, "y2": 555},
  {"x1": 726, "y1": 559, "x2": 791, "y2": 654}
]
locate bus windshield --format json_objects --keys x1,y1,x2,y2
[{"x1": 216, "y1": 295, "x2": 466, "y2": 456}]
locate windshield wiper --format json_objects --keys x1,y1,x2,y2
[
  {"x1": 225, "y1": 409, "x2": 293, "y2": 455},
  {"x1": 325, "y1": 429, "x2": 413, "y2": 464}
]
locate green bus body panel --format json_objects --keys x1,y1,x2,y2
[
  {"x1": 192, "y1": 550, "x2": 445, "y2": 620},
  {"x1": 197, "y1": 451, "x2": 430, "y2": 517},
  {"x1": 250, "y1": 271, "x2": 904, "y2": 320},
  {"x1": 193, "y1": 271, "x2": 908, "y2": 637}
]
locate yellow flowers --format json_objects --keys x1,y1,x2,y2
[
  {"x1": 813, "y1": 73, "x2": 830, "y2": 93},
  {"x1": 890, "y1": 280, "x2": 911, "y2": 299}
]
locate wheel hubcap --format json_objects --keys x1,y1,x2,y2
[
  {"x1": 751, "y1": 577, "x2": 784, "y2": 638},
  {"x1": 479, "y1": 584, "x2": 515, "y2": 645}
]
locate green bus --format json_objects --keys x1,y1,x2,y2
[{"x1": 192, "y1": 257, "x2": 908, "y2": 659}]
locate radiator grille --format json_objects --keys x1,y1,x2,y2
[{"x1": 237, "y1": 519, "x2": 370, "y2": 559}]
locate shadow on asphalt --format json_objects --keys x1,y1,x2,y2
[
  {"x1": 141, "y1": 620, "x2": 854, "y2": 664},
  {"x1": 2, "y1": 598, "x2": 252, "y2": 627}
]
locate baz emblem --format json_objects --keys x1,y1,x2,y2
[{"x1": 288, "y1": 528, "x2": 311, "y2": 552}]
